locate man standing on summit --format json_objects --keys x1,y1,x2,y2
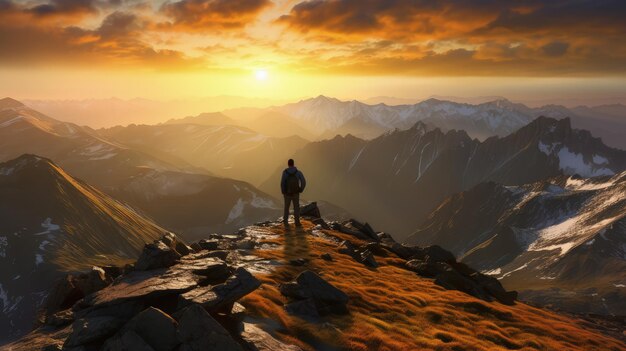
[{"x1": 281, "y1": 159, "x2": 306, "y2": 226}]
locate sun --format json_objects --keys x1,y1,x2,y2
[{"x1": 255, "y1": 69, "x2": 268, "y2": 81}]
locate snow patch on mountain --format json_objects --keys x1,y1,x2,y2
[
  {"x1": 538, "y1": 142, "x2": 614, "y2": 177},
  {"x1": 35, "y1": 218, "x2": 60, "y2": 235},
  {"x1": 226, "y1": 199, "x2": 245, "y2": 224},
  {"x1": 565, "y1": 176, "x2": 616, "y2": 191},
  {"x1": 247, "y1": 191, "x2": 276, "y2": 209}
]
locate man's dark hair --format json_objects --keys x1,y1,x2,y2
[{"x1": 288, "y1": 159, "x2": 294, "y2": 166}]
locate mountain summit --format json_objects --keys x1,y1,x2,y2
[{"x1": 5, "y1": 209, "x2": 625, "y2": 350}]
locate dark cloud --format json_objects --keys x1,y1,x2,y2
[
  {"x1": 0, "y1": 10, "x2": 200, "y2": 69},
  {"x1": 160, "y1": 0, "x2": 271, "y2": 30},
  {"x1": 28, "y1": 0, "x2": 95, "y2": 16}
]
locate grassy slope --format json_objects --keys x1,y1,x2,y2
[{"x1": 240, "y1": 220, "x2": 626, "y2": 351}]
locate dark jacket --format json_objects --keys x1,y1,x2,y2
[{"x1": 281, "y1": 166, "x2": 306, "y2": 195}]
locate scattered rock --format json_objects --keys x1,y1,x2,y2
[
  {"x1": 176, "y1": 304, "x2": 243, "y2": 351},
  {"x1": 359, "y1": 250, "x2": 378, "y2": 268},
  {"x1": 311, "y1": 218, "x2": 330, "y2": 229},
  {"x1": 198, "y1": 239, "x2": 220, "y2": 251},
  {"x1": 236, "y1": 239, "x2": 256, "y2": 250},
  {"x1": 205, "y1": 250, "x2": 230, "y2": 261},
  {"x1": 64, "y1": 316, "x2": 125, "y2": 347},
  {"x1": 289, "y1": 258, "x2": 308, "y2": 266},
  {"x1": 240, "y1": 322, "x2": 303, "y2": 351},
  {"x1": 178, "y1": 268, "x2": 261, "y2": 312},
  {"x1": 331, "y1": 223, "x2": 370, "y2": 240},
  {"x1": 344, "y1": 219, "x2": 379, "y2": 241},
  {"x1": 280, "y1": 271, "x2": 349, "y2": 316},
  {"x1": 339, "y1": 240, "x2": 378, "y2": 267},
  {"x1": 320, "y1": 253, "x2": 333, "y2": 261},
  {"x1": 300, "y1": 202, "x2": 321, "y2": 219},
  {"x1": 135, "y1": 241, "x2": 181, "y2": 271}
]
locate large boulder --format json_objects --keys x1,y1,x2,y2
[
  {"x1": 280, "y1": 271, "x2": 349, "y2": 316},
  {"x1": 135, "y1": 241, "x2": 182, "y2": 271},
  {"x1": 176, "y1": 304, "x2": 243, "y2": 351},
  {"x1": 300, "y1": 202, "x2": 321, "y2": 219},
  {"x1": 178, "y1": 268, "x2": 261, "y2": 312}
]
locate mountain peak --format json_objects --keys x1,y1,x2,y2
[
  {"x1": 310, "y1": 95, "x2": 341, "y2": 103},
  {"x1": 0, "y1": 97, "x2": 25, "y2": 109},
  {"x1": 0, "y1": 154, "x2": 52, "y2": 176}
]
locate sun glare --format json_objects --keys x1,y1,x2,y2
[{"x1": 255, "y1": 69, "x2": 268, "y2": 81}]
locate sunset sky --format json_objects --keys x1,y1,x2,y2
[{"x1": 1, "y1": 0, "x2": 625, "y2": 102}]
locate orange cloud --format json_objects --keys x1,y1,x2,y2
[{"x1": 159, "y1": 0, "x2": 272, "y2": 31}]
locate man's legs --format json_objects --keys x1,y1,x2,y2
[
  {"x1": 293, "y1": 194, "x2": 301, "y2": 226},
  {"x1": 283, "y1": 195, "x2": 292, "y2": 223}
]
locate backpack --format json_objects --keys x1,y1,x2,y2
[{"x1": 285, "y1": 171, "x2": 300, "y2": 195}]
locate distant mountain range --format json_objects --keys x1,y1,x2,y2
[
  {"x1": 261, "y1": 116, "x2": 626, "y2": 239},
  {"x1": 406, "y1": 173, "x2": 626, "y2": 315},
  {"x1": 269, "y1": 96, "x2": 626, "y2": 149},
  {"x1": 17, "y1": 95, "x2": 626, "y2": 150},
  {"x1": 0, "y1": 98, "x2": 280, "y2": 238},
  {"x1": 0, "y1": 155, "x2": 165, "y2": 343}
]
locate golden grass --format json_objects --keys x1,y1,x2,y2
[{"x1": 239, "y1": 220, "x2": 626, "y2": 351}]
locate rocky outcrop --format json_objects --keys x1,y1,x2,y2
[
  {"x1": 406, "y1": 259, "x2": 517, "y2": 305},
  {"x1": 280, "y1": 271, "x2": 349, "y2": 317},
  {"x1": 17, "y1": 231, "x2": 282, "y2": 351},
  {"x1": 135, "y1": 233, "x2": 190, "y2": 271},
  {"x1": 332, "y1": 219, "x2": 517, "y2": 305}
]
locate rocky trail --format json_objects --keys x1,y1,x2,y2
[{"x1": 4, "y1": 204, "x2": 625, "y2": 351}]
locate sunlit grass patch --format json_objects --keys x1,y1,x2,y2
[{"x1": 238, "y1": 220, "x2": 626, "y2": 350}]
